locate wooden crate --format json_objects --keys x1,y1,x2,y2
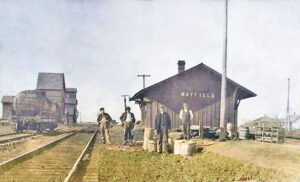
[{"x1": 255, "y1": 125, "x2": 285, "y2": 143}]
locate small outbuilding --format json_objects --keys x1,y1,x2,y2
[{"x1": 1, "y1": 96, "x2": 15, "y2": 120}]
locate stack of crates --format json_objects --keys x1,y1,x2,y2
[{"x1": 255, "y1": 122, "x2": 285, "y2": 143}]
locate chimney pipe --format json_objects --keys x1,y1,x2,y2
[{"x1": 178, "y1": 60, "x2": 186, "y2": 73}]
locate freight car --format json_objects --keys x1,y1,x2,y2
[{"x1": 12, "y1": 90, "x2": 60, "y2": 133}]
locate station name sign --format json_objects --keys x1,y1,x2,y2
[{"x1": 181, "y1": 91, "x2": 215, "y2": 99}]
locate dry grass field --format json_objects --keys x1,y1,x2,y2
[
  {"x1": 86, "y1": 126, "x2": 300, "y2": 182},
  {"x1": 206, "y1": 139, "x2": 300, "y2": 181}
]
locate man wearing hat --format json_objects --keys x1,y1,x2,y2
[
  {"x1": 155, "y1": 105, "x2": 171, "y2": 153},
  {"x1": 179, "y1": 102, "x2": 194, "y2": 140},
  {"x1": 120, "y1": 107, "x2": 136, "y2": 145},
  {"x1": 97, "y1": 107, "x2": 112, "y2": 144}
]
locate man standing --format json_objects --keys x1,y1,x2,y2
[
  {"x1": 120, "y1": 107, "x2": 136, "y2": 145},
  {"x1": 97, "y1": 108, "x2": 112, "y2": 144},
  {"x1": 179, "y1": 103, "x2": 193, "y2": 140},
  {"x1": 155, "y1": 105, "x2": 171, "y2": 153}
]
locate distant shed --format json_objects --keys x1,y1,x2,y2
[
  {"x1": 130, "y1": 61, "x2": 256, "y2": 133},
  {"x1": 1, "y1": 96, "x2": 15, "y2": 120}
]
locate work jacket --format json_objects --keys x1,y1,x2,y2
[
  {"x1": 120, "y1": 112, "x2": 136, "y2": 124},
  {"x1": 155, "y1": 112, "x2": 171, "y2": 132},
  {"x1": 97, "y1": 113, "x2": 112, "y2": 124}
]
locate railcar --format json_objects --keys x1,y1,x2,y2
[{"x1": 13, "y1": 90, "x2": 59, "y2": 133}]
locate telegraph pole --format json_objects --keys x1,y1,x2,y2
[
  {"x1": 286, "y1": 78, "x2": 291, "y2": 131},
  {"x1": 219, "y1": 0, "x2": 228, "y2": 140},
  {"x1": 121, "y1": 95, "x2": 130, "y2": 110},
  {"x1": 137, "y1": 74, "x2": 150, "y2": 126},
  {"x1": 79, "y1": 112, "x2": 82, "y2": 125},
  {"x1": 137, "y1": 74, "x2": 151, "y2": 89}
]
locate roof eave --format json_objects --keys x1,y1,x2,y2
[{"x1": 130, "y1": 63, "x2": 257, "y2": 101}]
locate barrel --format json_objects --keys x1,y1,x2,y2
[
  {"x1": 239, "y1": 127, "x2": 249, "y2": 140},
  {"x1": 174, "y1": 140, "x2": 184, "y2": 155},
  {"x1": 181, "y1": 141, "x2": 196, "y2": 156},
  {"x1": 143, "y1": 128, "x2": 154, "y2": 150},
  {"x1": 227, "y1": 123, "x2": 233, "y2": 138},
  {"x1": 148, "y1": 140, "x2": 157, "y2": 152},
  {"x1": 174, "y1": 140, "x2": 196, "y2": 156}
]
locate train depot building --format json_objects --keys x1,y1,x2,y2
[
  {"x1": 1, "y1": 73, "x2": 78, "y2": 126},
  {"x1": 131, "y1": 61, "x2": 256, "y2": 135}
]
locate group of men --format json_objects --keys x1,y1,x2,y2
[
  {"x1": 154, "y1": 103, "x2": 193, "y2": 152},
  {"x1": 97, "y1": 106, "x2": 136, "y2": 145},
  {"x1": 97, "y1": 102, "x2": 193, "y2": 153}
]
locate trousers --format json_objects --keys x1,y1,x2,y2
[
  {"x1": 157, "y1": 125, "x2": 168, "y2": 153},
  {"x1": 183, "y1": 121, "x2": 191, "y2": 140},
  {"x1": 99, "y1": 122, "x2": 110, "y2": 144},
  {"x1": 124, "y1": 121, "x2": 133, "y2": 142}
]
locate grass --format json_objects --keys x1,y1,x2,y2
[
  {"x1": 206, "y1": 140, "x2": 300, "y2": 181},
  {"x1": 91, "y1": 126, "x2": 288, "y2": 182},
  {"x1": 96, "y1": 149, "x2": 286, "y2": 182},
  {"x1": 287, "y1": 129, "x2": 300, "y2": 138}
]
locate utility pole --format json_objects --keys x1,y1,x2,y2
[
  {"x1": 121, "y1": 95, "x2": 130, "y2": 110},
  {"x1": 137, "y1": 74, "x2": 150, "y2": 126},
  {"x1": 286, "y1": 78, "x2": 291, "y2": 131},
  {"x1": 80, "y1": 112, "x2": 82, "y2": 125},
  {"x1": 137, "y1": 74, "x2": 151, "y2": 89},
  {"x1": 219, "y1": 0, "x2": 228, "y2": 140}
]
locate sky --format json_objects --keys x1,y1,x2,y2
[{"x1": 0, "y1": 0, "x2": 300, "y2": 127}]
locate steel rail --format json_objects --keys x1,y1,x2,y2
[
  {"x1": 63, "y1": 129, "x2": 98, "y2": 182},
  {"x1": 0, "y1": 133, "x2": 17, "y2": 137},
  {"x1": 0, "y1": 133, "x2": 37, "y2": 144},
  {"x1": 0, "y1": 126, "x2": 92, "y2": 167},
  {"x1": 0, "y1": 135, "x2": 41, "y2": 147}
]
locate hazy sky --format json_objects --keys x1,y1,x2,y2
[{"x1": 0, "y1": 0, "x2": 299, "y2": 127}]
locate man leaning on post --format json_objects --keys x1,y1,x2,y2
[
  {"x1": 155, "y1": 105, "x2": 171, "y2": 153},
  {"x1": 97, "y1": 107, "x2": 112, "y2": 144}
]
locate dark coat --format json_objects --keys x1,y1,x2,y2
[
  {"x1": 155, "y1": 112, "x2": 171, "y2": 132},
  {"x1": 97, "y1": 113, "x2": 112, "y2": 124},
  {"x1": 120, "y1": 112, "x2": 136, "y2": 124}
]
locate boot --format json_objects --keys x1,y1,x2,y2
[{"x1": 101, "y1": 137, "x2": 106, "y2": 144}]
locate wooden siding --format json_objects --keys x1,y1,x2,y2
[
  {"x1": 44, "y1": 90, "x2": 64, "y2": 120},
  {"x1": 142, "y1": 95, "x2": 238, "y2": 130},
  {"x1": 2, "y1": 104, "x2": 13, "y2": 119}
]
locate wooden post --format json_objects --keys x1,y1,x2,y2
[
  {"x1": 199, "y1": 117, "x2": 204, "y2": 138},
  {"x1": 271, "y1": 127, "x2": 273, "y2": 143},
  {"x1": 219, "y1": 0, "x2": 228, "y2": 140},
  {"x1": 232, "y1": 88, "x2": 239, "y2": 135},
  {"x1": 262, "y1": 123, "x2": 264, "y2": 142},
  {"x1": 137, "y1": 74, "x2": 151, "y2": 89},
  {"x1": 121, "y1": 95, "x2": 130, "y2": 111},
  {"x1": 286, "y1": 78, "x2": 291, "y2": 131}
]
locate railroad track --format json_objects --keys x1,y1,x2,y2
[
  {"x1": 0, "y1": 126, "x2": 98, "y2": 182},
  {"x1": 0, "y1": 127, "x2": 90, "y2": 147},
  {"x1": 75, "y1": 134, "x2": 103, "y2": 182},
  {"x1": 0, "y1": 133, "x2": 37, "y2": 144},
  {"x1": 0, "y1": 133, "x2": 18, "y2": 137},
  {"x1": 0, "y1": 134, "x2": 40, "y2": 147}
]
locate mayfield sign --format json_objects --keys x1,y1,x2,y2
[{"x1": 180, "y1": 91, "x2": 216, "y2": 99}]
